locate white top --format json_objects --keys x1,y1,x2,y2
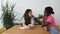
[{"x1": 21, "y1": 17, "x2": 35, "y2": 24}]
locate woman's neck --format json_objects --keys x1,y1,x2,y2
[{"x1": 47, "y1": 14, "x2": 51, "y2": 17}]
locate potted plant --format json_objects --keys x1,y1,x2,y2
[
  {"x1": 38, "y1": 14, "x2": 43, "y2": 19},
  {"x1": 1, "y1": 2, "x2": 16, "y2": 29}
]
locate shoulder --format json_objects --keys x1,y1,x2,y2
[
  {"x1": 30, "y1": 17, "x2": 35, "y2": 21},
  {"x1": 21, "y1": 17, "x2": 25, "y2": 21},
  {"x1": 48, "y1": 15, "x2": 54, "y2": 18},
  {"x1": 47, "y1": 15, "x2": 54, "y2": 21},
  {"x1": 31, "y1": 17, "x2": 34, "y2": 19}
]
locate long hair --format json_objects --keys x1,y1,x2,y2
[{"x1": 23, "y1": 9, "x2": 32, "y2": 25}]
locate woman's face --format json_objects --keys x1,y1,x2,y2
[
  {"x1": 28, "y1": 11, "x2": 32, "y2": 17},
  {"x1": 44, "y1": 10, "x2": 48, "y2": 16}
]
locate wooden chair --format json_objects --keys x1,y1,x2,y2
[
  {"x1": 0, "y1": 28, "x2": 6, "y2": 34},
  {"x1": 56, "y1": 25, "x2": 60, "y2": 32}
]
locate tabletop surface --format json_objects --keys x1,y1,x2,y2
[{"x1": 2, "y1": 25, "x2": 49, "y2": 34}]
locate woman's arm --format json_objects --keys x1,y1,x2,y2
[
  {"x1": 22, "y1": 22, "x2": 27, "y2": 27},
  {"x1": 22, "y1": 23, "x2": 34, "y2": 29},
  {"x1": 41, "y1": 16, "x2": 50, "y2": 27},
  {"x1": 28, "y1": 24, "x2": 34, "y2": 29},
  {"x1": 21, "y1": 17, "x2": 28, "y2": 27},
  {"x1": 28, "y1": 17, "x2": 35, "y2": 28},
  {"x1": 41, "y1": 22, "x2": 50, "y2": 27}
]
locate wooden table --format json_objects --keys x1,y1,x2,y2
[{"x1": 2, "y1": 25, "x2": 49, "y2": 34}]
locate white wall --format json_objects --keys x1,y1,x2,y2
[{"x1": 0, "y1": 0, "x2": 60, "y2": 27}]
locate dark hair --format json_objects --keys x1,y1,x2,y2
[
  {"x1": 45, "y1": 6, "x2": 54, "y2": 14},
  {"x1": 23, "y1": 9, "x2": 32, "y2": 25}
]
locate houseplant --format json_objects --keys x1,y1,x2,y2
[
  {"x1": 38, "y1": 14, "x2": 43, "y2": 19},
  {"x1": 1, "y1": 2, "x2": 16, "y2": 29}
]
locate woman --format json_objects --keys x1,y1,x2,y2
[
  {"x1": 41, "y1": 7, "x2": 59, "y2": 34},
  {"x1": 21, "y1": 9, "x2": 35, "y2": 29}
]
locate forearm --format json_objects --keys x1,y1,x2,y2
[
  {"x1": 41, "y1": 23, "x2": 47, "y2": 27},
  {"x1": 41, "y1": 22, "x2": 50, "y2": 27},
  {"x1": 28, "y1": 24, "x2": 34, "y2": 28},
  {"x1": 22, "y1": 23, "x2": 27, "y2": 27}
]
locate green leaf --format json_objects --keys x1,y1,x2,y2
[{"x1": 1, "y1": 1, "x2": 16, "y2": 29}]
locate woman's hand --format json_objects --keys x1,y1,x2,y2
[
  {"x1": 28, "y1": 24, "x2": 34, "y2": 29},
  {"x1": 22, "y1": 22, "x2": 34, "y2": 29}
]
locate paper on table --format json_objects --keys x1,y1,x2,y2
[
  {"x1": 19, "y1": 24, "x2": 33, "y2": 30},
  {"x1": 20, "y1": 27, "x2": 27, "y2": 29}
]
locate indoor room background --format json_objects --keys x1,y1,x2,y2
[{"x1": 0, "y1": 0, "x2": 60, "y2": 28}]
